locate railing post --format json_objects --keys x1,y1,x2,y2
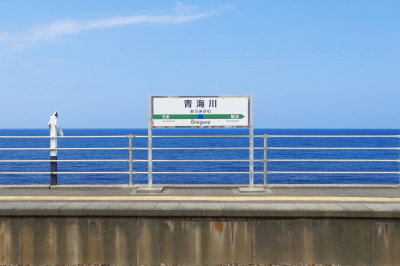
[
  {"x1": 398, "y1": 135, "x2": 400, "y2": 185},
  {"x1": 129, "y1": 134, "x2": 133, "y2": 186},
  {"x1": 50, "y1": 118, "x2": 57, "y2": 185},
  {"x1": 249, "y1": 94, "x2": 254, "y2": 189},
  {"x1": 264, "y1": 134, "x2": 267, "y2": 186},
  {"x1": 48, "y1": 112, "x2": 63, "y2": 186},
  {"x1": 148, "y1": 95, "x2": 153, "y2": 188}
]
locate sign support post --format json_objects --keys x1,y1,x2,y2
[
  {"x1": 137, "y1": 95, "x2": 263, "y2": 193},
  {"x1": 137, "y1": 95, "x2": 163, "y2": 193},
  {"x1": 148, "y1": 94, "x2": 153, "y2": 188},
  {"x1": 249, "y1": 94, "x2": 254, "y2": 189},
  {"x1": 238, "y1": 94, "x2": 263, "y2": 192}
]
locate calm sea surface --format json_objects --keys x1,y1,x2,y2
[{"x1": 0, "y1": 128, "x2": 399, "y2": 185}]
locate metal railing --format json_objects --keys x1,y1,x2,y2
[{"x1": 0, "y1": 134, "x2": 399, "y2": 186}]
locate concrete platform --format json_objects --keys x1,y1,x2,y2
[
  {"x1": 0, "y1": 185, "x2": 399, "y2": 218},
  {"x1": 238, "y1": 186, "x2": 265, "y2": 193},
  {"x1": 136, "y1": 186, "x2": 164, "y2": 193},
  {"x1": 1, "y1": 185, "x2": 400, "y2": 265}
]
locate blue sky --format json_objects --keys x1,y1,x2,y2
[{"x1": 1, "y1": 1, "x2": 399, "y2": 128}]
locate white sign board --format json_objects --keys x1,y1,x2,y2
[{"x1": 151, "y1": 96, "x2": 250, "y2": 128}]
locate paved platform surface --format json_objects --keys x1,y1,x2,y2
[
  {"x1": 1, "y1": 184, "x2": 400, "y2": 201},
  {"x1": 1, "y1": 185, "x2": 400, "y2": 218}
]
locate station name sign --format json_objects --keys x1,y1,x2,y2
[{"x1": 151, "y1": 96, "x2": 250, "y2": 128}]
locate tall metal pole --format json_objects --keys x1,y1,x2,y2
[
  {"x1": 49, "y1": 115, "x2": 57, "y2": 185},
  {"x1": 249, "y1": 94, "x2": 254, "y2": 189},
  {"x1": 148, "y1": 95, "x2": 153, "y2": 188},
  {"x1": 48, "y1": 112, "x2": 63, "y2": 185},
  {"x1": 129, "y1": 134, "x2": 133, "y2": 186}
]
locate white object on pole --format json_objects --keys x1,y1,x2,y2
[
  {"x1": 48, "y1": 112, "x2": 63, "y2": 157},
  {"x1": 48, "y1": 111, "x2": 63, "y2": 185},
  {"x1": 48, "y1": 112, "x2": 63, "y2": 136}
]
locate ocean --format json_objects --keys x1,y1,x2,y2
[{"x1": 0, "y1": 128, "x2": 399, "y2": 185}]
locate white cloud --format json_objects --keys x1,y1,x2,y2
[
  {"x1": 173, "y1": 2, "x2": 199, "y2": 14},
  {"x1": 10, "y1": 43, "x2": 24, "y2": 50},
  {"x1": 0, "y1": 12, "x2": 210, "y2": 43}
]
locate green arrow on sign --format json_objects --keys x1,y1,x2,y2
[{"x1": 153, "y1": 114, "x2": 245, "y2": 119}]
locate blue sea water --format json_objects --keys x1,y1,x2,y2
[{"x1": 0, "y1": 128, "x2": 399, "y2": 185}]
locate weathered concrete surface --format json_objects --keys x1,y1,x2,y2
[
  {"x1": 371, "y1": 219, "x2": 400, "y2": 266},
  {"x1": 0, "y1": 218, "x2": 21, "y2": 264},
  {"x1": 0, "y1": 216, "x2": 400, "y2": 265},
  {"x1": 18, "y1": 218, "x2": 137, "y2": 265},
  {"x1": 3, "y1": 184, "x2": 400, "y2": 265},
  {"x1": 253, "y1": 218, "x2": 370, "y2": 265},
  {"x1": 137, "y1": 218, "x2": 252, "y2": 265}
]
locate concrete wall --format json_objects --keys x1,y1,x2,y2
[{"x1": 0, "y1": 217, "x2": 399, "y2": 265}]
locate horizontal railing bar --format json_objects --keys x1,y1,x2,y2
[
  {"x1": 134, "y1": 160, "x2": 263, "y2": 163},
  {"x1": 125, "y1": 160, "x2": 261, "y2": 163},
  {"x1": 268, "y1": 159, "x2": 400, "y2": 162},
  {"x1": 152, "y1": 159, "x2": 259, "y2": 162},
  {"x1": 0, "y1": 135, "x2": 258, "y2": 139},
  {"x1": 2, "y1": 147, "x2": 397, "y2": 151},
  {"x1": 0, "y1": 172, "x2": 52, "y2": 175},
  {"x1": 1, "y1": 159, "x2": 396, "y2": 163},
  {"x1": 0, "y1": 147, "x2": 264, "y2": 151},
  {"x1": 0, "y1": 160, "x2": 129, "y2": 163},
  {"x1": 2, "y1": 171, "x2": 398, "y2": 175},
  {"x1": 268, "y1": 135, "x2": 400, "y2": 138},
  {"x1": 151, "y1": 147, "x2": 264, "y2": 150},
  {"x1": 0, "y1": 136, "x2": 52, "y2": 139},
  {"x1": 0, "y1": 172, "x2": 129, "y2": 175},
  {"x1": 0, "y1": 136, "x2": 132, "y2": 139},
  {"x1": 0, "y1": 172, "x2": 267, "y2": 175},
  {"x1": 152, "y1": 135, "x2": 255, "y2": 138},
  {"x1": 2, "y1": 135, "x2": 399, "y2": 139},
  {"x1": 54, "y1": 172, "x2": 129, "y2": 174},
  {"x1": 142, "y1": 172, "x2": 256, "y2": 174},
  {"x1": 60, "y1": 135, "x2": 253, "y2": 139},
  {"x1": 55, "y1": 136, "x2": 130, "y2": 138},
  {"x1": 0, "y1": 148, "x2": 129, "y2": 151},
  {"x1": 268, "y1": 171, "x2": 400, "y2": 174},
  {"x1": 0, "y1": 159, "x2": 264, "y2": 163},
  {"x1": 268, "y1": 147, "x2": 398, "y2": 150}
]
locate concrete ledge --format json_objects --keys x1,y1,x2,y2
[
  {"x1": 265, "y1": 184, "x2": 400, "y2": 189},
  {"x1": 51, "y1": 184, "x2": 134, "y2": 190},
  {"x1": 0, "y1": 185, "x2": 51, "y2": 189},
  {"x1": 13, "y1": 202, "x2": 47, "y2": 216},
  {"x1": 2, "y1": 202, "x2": 400, "y2": 218},
  {"x1": 106, "y1": 202, "x2": 135, "y2": 216},
  {"x1": 35, "y1": 202, "x2": 68, "y2": 216},
  {"x1": 0, "y1": 202, "x2": 22, "y2": 216},
  {"x1": 83, "y1": 202, "x2": 113, "y2": 216},
  {"x1": 154, "y1": 203, "x2": 179, "y2": 216},
  {"x1": 1, "y1": 184, "x2": 399, "y2": 189},
  {"x1": 148, "y1": 184, "x2": 400, "y2": 189},
  {"x1": 239, "y1": 187, "x2": 265, "y2": 193},
  {"x1": 131, "y1": 202, "x2": 156, "y2": 216},
  {"x1": 178, "y1": 203, "x2": 203, "y2": 216},
  {"x1": 60, "y1": 202, "x2": 91, "y2": 216},
  {"x1": 136, "y1": 186, "x2": 164, "y2": 193},
  {"x1": 202, "y1": 203, "x2": 225, "y2": 217}
]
